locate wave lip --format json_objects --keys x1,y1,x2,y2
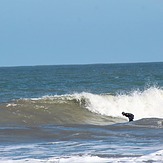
[
  {"x1": 52, "y1": 87, "x2": 163, "y2": 121},
  {"x1": 73, "y1": 87, "x2": 163, "y2": 120}
]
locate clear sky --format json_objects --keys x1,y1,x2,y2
[{"x1": 0, "y1": 0, "x2": 163, "y2": 67}]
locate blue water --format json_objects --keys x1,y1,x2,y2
[
  {"x1": 1, "y1": 62, "x2": 163, "y2": 102},
  {"x1": 0, "y1": 63, "x2": 163, "y2": 162}
]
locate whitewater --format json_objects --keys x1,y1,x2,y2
[{"x1": 72, "y1": 87, "x2": 163, "y2": 120}]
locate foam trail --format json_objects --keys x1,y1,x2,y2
[{"x1": 1, "y1": 150, "x2": 163, "y2": 163}]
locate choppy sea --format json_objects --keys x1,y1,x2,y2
[{"x1": 0, "y1": 63, "x2": 163, "y2": 162}]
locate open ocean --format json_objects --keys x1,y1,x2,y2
[{"x1": 0, "y1": 62, "x2": 163, "y2": 163}]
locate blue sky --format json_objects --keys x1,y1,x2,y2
[{"x1": 0, "y1": 0, "x2": 163, "y2": 67}]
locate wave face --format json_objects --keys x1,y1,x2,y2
[{"x1": 1, "y1": 87, "x2": 163, "y2": 126}]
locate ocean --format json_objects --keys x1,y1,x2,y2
[{"x1": 0, "y1": 62, "x2": 163, "y2": 162}]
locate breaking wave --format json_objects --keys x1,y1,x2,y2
[{"x1": 1, "y1": 87, "x2": 163, "y2": 126}]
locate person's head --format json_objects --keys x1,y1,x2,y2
[{"x1": 122, "y1": 112, "x2": 125, "y2": 115}]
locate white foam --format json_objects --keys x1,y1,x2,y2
[
  {"x1": 137, "y1": 149, "x2": 163, "y2": 162},
  {"x1": 48, "y1": 155, "x2": 110, "y2": 163},
  {"x1": 1, "y1": 150, "x2": 163, "y2": 163},
  {"x1": 74, "y1": 87, "x2": 163, "y2": 120},
  {"x1": 6, "y1": 103, "x2": 17, "y2": 107}
]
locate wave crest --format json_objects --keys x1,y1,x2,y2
[
  {"x1": 2, "y1": 87, "x2": 163, "y2": 126},
  {"x1": 75, "y1": 87, "x2": 163, "y2": 120},
  {"x1": 17, "y1": 87, "x2": 163, "y2": 120}
]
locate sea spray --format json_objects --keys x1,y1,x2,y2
[{"x1": 70, "y1": 87, "x2": 163, "y2": 120}]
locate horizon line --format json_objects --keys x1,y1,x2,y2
[{"x1": 1, "y1": 61, "x2": 163, "y2": 68}]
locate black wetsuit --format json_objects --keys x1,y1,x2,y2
[{"x1": 123, "y1": 113, "x2": 134, "y2": 122}]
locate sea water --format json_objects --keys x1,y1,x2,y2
[{"x1": 0, "y1": 63, "x2": 163, "y2": 162}]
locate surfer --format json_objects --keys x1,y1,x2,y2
[{"x1": 122, "y1": 112, "x2": 134, "y2": 122}]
